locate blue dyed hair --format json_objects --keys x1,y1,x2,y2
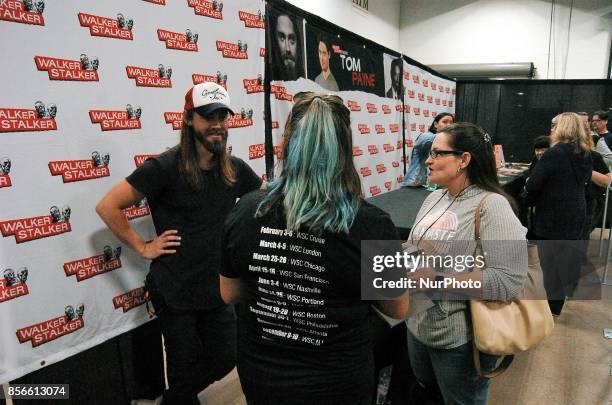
[{"x1": 256, "y1": 94, "x2": 362, "y2": 234}]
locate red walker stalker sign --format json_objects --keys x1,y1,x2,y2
[
  {"x1": 49, "y1": 159, "x2": 110, "y2": 183},
  {"x1": 89, "y1": 109, "x2": 141, "y2": 131},
  {"x1": 0, "y1": 108, "x2": 57, "y2": 133},
  {"x1": 134, "y1": 155, "x2": 159, "y2": 167},
  {"x1": 16, "y1": 312, "x2": 84, "y2": 347},
  {"x1": 164, "y1": 112, "x2": 183, "y2": 130},
  {"x1": 0, "y1": 278, "x2": 29, "y2": 303},
  {"x1": 0, "y1": 0, "x2": 45, "y2": 26},
  {"x1": 64, "y1": 249, "x2": 122, "y2": 282},
  {"x1": 188, "y1": 0, "x2": 222, "y2": 19},
  {"x1": 126, "y1": 65, "x2": 171, "y2": 88},
  {"x1": 35, "y1": 56, "x2": 99, "y2": 81},
  {"x1": 216, "y1": 41, "x2": 248, "y2": 59},
  {"x1": 113, "y1": 287, "x2": 148, "y2": 313},
  {"x1": 1, "y1": 212, "x2": 71, "y2": 243},
  {"x1": 124, "y1": 204, "x2": 150, "y2": 220},
  {"x1": 78, "y1": 13, "x2": 134, "y2": 40},
  {"x1": 238, "y1": 11, "x2": 264, "y2": 29},
  {"x1": 157, "y1": 29, "x2": 198, "y2": 51}
]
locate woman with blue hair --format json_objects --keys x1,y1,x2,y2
[
  {"x1": 220, "y1": 93, "x2": 408, "y2": 405},
  {"x1": 403, "y1": 113, "x2": 454, "y2": 187}
]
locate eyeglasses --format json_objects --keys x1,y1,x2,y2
[{"x1": 429, "y1": 149, "x2": 464, "y2": 159}]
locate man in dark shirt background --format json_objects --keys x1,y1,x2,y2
[{"x1": 96, "y1": 82, "x2": 261, "y2": 404}]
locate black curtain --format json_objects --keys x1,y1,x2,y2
[{"x1": 456, "y1": 80, "x2": 612, "y2": 162}]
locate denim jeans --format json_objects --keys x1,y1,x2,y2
[{"x1": 406, "y1": 331, "x2": 499, "y2": 405}]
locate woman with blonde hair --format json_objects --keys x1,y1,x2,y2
[{"x1": 526, "y1": 112, "x2": 593, "y2": 315}]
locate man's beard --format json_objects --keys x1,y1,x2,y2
[
  {"x1": 282, "y1": 52, "x2": 296, "y2": 78},
  {"x1": 195, "y1": 127, "x2": 228, "y2": 155}
]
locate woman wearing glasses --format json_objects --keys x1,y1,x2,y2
[
  {"x1": 405, "y1": 123, "x2": 527, "y2": 404},
  {"x1": 525, "y1": 112, "x2": 593, "y2": 316},
  {"x1": 402, "y1": 113, "x2": 454, "y2": 187},
  {"x1": 220, "y1": 93, "x2": 408, "y2": 405}
]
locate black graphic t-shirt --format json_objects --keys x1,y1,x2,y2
[
  {"x1": 221, "y1": 190, "x2": 400, "y2": 404},
  {"x1": 126, "y1": 149, "x2": 261, "y2": 310}
]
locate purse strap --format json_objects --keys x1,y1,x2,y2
[{"x1": 472, "y1": 192, "x2": 515, "y2": 378}]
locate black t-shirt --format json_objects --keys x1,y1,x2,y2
[
  {"x1": 221, "y1": 190, "x2": 400, "y2": 405},
  {"x1": 126, "y1": 149, "x2": 261, "y2": 310}
]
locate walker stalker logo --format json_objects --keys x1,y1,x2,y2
[
  {"x1": 403, "y1": 105, "x2": 410, "y2": 113},
  {"x1": 435, "y1": 98, "x2": 440, "y2": 105},
  {"x1": 1, "y1": 206, "x2": 71, "y2": 243},
  {"x1": 419, "y1": 124, "x2": 426, "y2": 133},
  {"x1": 126, "y1": 65, "x2": 171, "y2": 88},
  {"x1": 188, "y1": 0, "x2": 223, "y2": 19},
  {"x1": 403, "y1": 71, "x2": 409, "y2": 80},
  {"x1": 89, "y1": 106, "x2": 142, "y2": 131},
  {"x1": 64, "y1": 246, "x2": 122, "y2": 282},
  {"x1": 375, "y1": 124, "x2": 385, "y2": 134},
  {"x1": 392, "y1": 161, "x2": 400, "y2": 168},
  {"x1": 0, "y1": 102, "x2": 58, "y2": 133},
  {"x1": 413, "y1": 107, "x2": 421, "y2": 116},
  {"x1": 35, "y1": 55, "x2": 99, "y2": 81},
  {"x1": 442, "y1": 100, "x2": 447, "y2": 107},
  {"x1": 193, "y1": 72, "x2": 227, "y2": 88},
  {"x1": 427, "y1": 96, "x2": 433, "y2": 104},
  {"x1": 216, "y1": 40, "x2": 248, "y2": 59},
  {"x1": 49, "y1": 152, "x2": 110, "y2": 183},
  {"x1": 0, "y1": 157, "x2": 11, "y2": 188},
  {"x1": 347, "y1": 100, "x2": 361, "y2": 112},
  {"x1": 124, "y1": 200, "x2": 150, "y2": 220},
  {"x1": 271, "y1": 85, "x2": 292, "y2": 101},
  {"x1": 353, "y1": 146, "x2": 364, "y2": 156},
  {"x1": 376, "y1": 164, "x2": 387, "y2": 174},
  {"x1": 383, "y1": 143, "x2": 394, "y2": 153},
  {"x1": 384, "y1": 181, "x2": 392, "y2": 191},
  {"x1": 259, "y1": 48, "x2": 265, "y2": 57},
  {"x1": 1, "y1": 267, "x2": 29, "y2": 303},
  {"x1": 412, "y1": 74, "x2": 419, "y2": 84},
  {"x1": 423, "y1": 109, "x2": 430, "y2": 118},
  {"x1": 1, "y1": 0, "x2": 45, "y2": 25},
  {"x1": 422, "y1": 79, "x2": 429, "y2": 87},
  {"x1": 431, "y1": 83, "x2": 437, "y2": 91},
  {"x1": 360, "y1": 167, "x2": 372, "y2": 177},
  {"x1": 389, "y1": 124, "x2": 399, "y2": 133},
  {"x1": 272, "y1": 121, "x2": 279, "y2": 129},
  {"x1": 397, "y1": 175, "x2": 404, "y2": 184},
  {"x1": 407, "y1": 90, "x2": 415, "y2": 99},
  {"x1": 134, "y1": 154, "x2": 159, "y2": 167},
  {"x1": 228, "y1": 111, "x2": 253, "y2": 128},
  {"x1": 366, "y1": 103, "x2": 377, "y2": 113},
  {"x1": 113, "y1": 287, "x2": 148, "y2": 313},
  {"x1": 249, "y1": 143, "x2": 264, "y2": 160},
  {"x1": 370, "y1": 186, "x2": 382, "y2": 196},
  {"x1": 445, "y1": 87, "x2": 450, "y2": 93},
  {"x1": 164, "y1": 112, "x2": 183, "y2": 130},
  {"x1": 382, "y1": 104, "x2": 391, "y2": 114},
  {"x1": 410, "y1": 123, "x2": 417, "y2": 132},
  {"x1": 16, "y1": 306, "x2": 85, "y2": 347},
  {"x1": 238, "y1": 10, "x2": 264, "y2": 29},
  {"x1": 404, "y1": 139, "x2": 413, "y2": 147},
  {"x1": 417, "y1": 92, "x2": 425, "y2": 102},
  {"x1": 449, "y1": 100, "x2": 454, "y2": 108},
  {"x1": 243, "y1": 77, "x2": 264, "y2": 94},
  {"x1": 358, "y1": 124, "x2": 370, "y2": 134},
  {"x1": 368, "y1": 145, "x2": 379, "y2": 155},
  {"x1": 78, "y1": 12, "x2": 134, "y2": 40},
  {"x1": 157, "y1": 28, "x2": 198, "y2": 51},
  {"x1": 143, "y1": 0, "x2": 165, "y2": 4},
  {"x1": 395, "y1": 104, "x2": 403, "y2": 112}
]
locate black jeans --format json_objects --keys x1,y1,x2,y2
[{"x1": 150, "y1": 290, "x2": 236, "y2": 405}]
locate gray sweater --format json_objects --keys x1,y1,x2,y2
[{"x1": 407, "y1": 185, "x2": 527, "y2": 349}]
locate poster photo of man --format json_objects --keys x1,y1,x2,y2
[
  {"x1": 313, "y1": 35, "x2": 339, "y2": 91},
  {"x1": 269, "y1": 9, "x2": 304, "y2": 81},
  {"x1": 384, "y1": 54, "x2": 403, "y2": 100}
]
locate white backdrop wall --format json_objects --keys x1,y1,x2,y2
[
  {"x1": 0, "y1": 0, "x2": 265, "y2": 383},
  {"x1": 400, "y1": 0, "x2": 612, "y2": 79}
]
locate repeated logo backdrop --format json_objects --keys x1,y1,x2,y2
[{"x1": 0, "y1": 0, "x2": 265, "y2": 383}]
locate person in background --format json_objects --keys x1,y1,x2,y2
[
  {"x1": 96, "y1": 82, "x2": 262, "y2": 404},
  {"x1": 314, "y1": 36, "x2": 339, "y2": 91},
  {"x1": 582, "y1": 128, "x2": 611, "y2": 238},
  {"x1": 593, "y1": 111, "x2": 611, "y2": 168},
  {"x1": 402, "y1": 113, "x2": 454, "y2": 188},
  {"x1": 220, "y1": 93, "x2": 408, "y2": 405},
  {"x1": 405, "y1": 122, "x2": 527, "y2": 404},
  {"x1": 527, "y1": 135, "x2": 550, "y2": 176},
  {"x1": 577, "y1": 112, "x2": 597, "y2": 145},
  {"x1": 525, "y1": 112, "x2": 593, "y2": 316}
]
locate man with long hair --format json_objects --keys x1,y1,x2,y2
[
  {"x1": 96, "y1": 82, "x2": 262, "y2": 404},
  {"x1": 220, "y1": 93, "x2": 408, "y2": 404},
  {"x1": 269, "y1": 10, "x2": 304, "y2": 81}
]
